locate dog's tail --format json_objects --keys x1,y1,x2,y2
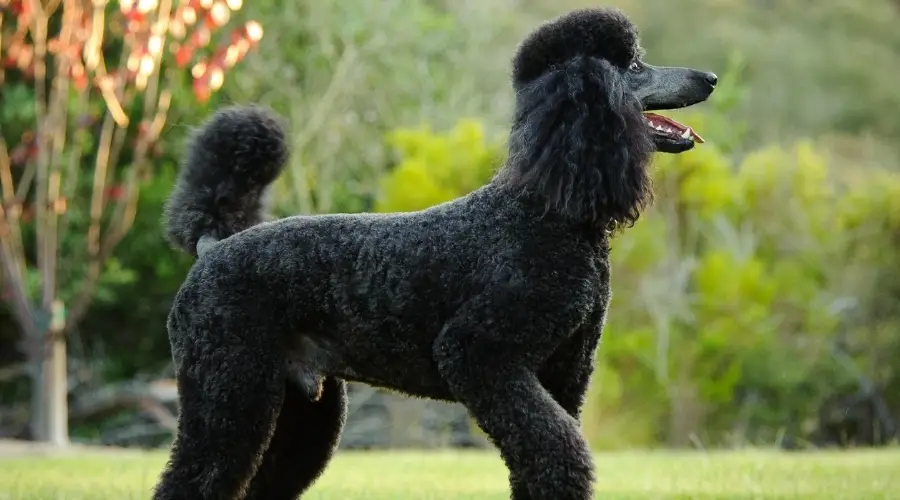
[
  {"x1": 163, "y1": 105, "x2": 288, "y2": 257},
  {"x1": 497, "y1": 8, "x2": 653, "y2": 230}
]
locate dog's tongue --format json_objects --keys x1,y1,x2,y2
[{"x1": 644, "y1": 113, "x2": 705, "y2": 143}]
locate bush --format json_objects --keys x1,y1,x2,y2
[
  {"x1": 594, "y1": 141, "x2": 838, "y2": 447},
  {"x1": 375, "y1": 119, "x2": 504, "y2": 213}
]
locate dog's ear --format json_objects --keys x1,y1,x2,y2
[{"x1": 499, "y1": 53, "x2": 654, "y2": 230}]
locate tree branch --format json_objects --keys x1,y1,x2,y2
[
  {"x1": 0, "y1": 134, "x2": 26, "y2": 276},
  {"x1": 64, "y1": 1, "x2": 177, "y2": 331},
  {"x1": 0, "y1": 219, "x2": 35, "y2": 339},
  {"x1": 65, "y1": 87, "x2": 172, "y2": 332},
  {"x1": 38, "y1": 0, "x2": 81, "y2": 317},
  {"x1": 0, "y1": 10, "x2": 5, "y2": 88},
  {"x1": 0, "y1": 363, "x2": 29, "y2": 383},
  {"x1": 57, "y1": 91, "x2": 90, "y2": 242},
  {"x1": 0, "y1": 129, "x2": 33, "y2": 342}
]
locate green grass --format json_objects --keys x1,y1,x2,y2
[{"x1": 1, "y1": 449, "x2": 899, "y2": 499}]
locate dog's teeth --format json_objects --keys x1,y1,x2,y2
[{"x1": 681, "y1": 129, "x2": 692, "y2": 139}]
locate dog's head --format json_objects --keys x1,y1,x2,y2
[
  {"x1": 511, "y1": 8, "x2": 717, "y2": 154},
  {"x1": 497, "y1": 8, "x2": 718, "y2": 230}
]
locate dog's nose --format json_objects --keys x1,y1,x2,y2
[{"x1": 704, "y1": 72, "x2": 718, "y2": 87}]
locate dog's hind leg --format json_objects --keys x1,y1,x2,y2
[
  {"x1": 152, "y1": 305, "x2": 285, "y2": 500},
  {"x1": 243, "y1": 376, "x2": 347, "y2": 500}
]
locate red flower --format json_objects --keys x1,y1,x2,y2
[{"x1": 105, "y1": 184, "x2": 127, "y2": 201}]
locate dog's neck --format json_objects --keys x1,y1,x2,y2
[{"x1": 487, "y1": 177, "x2": 617, "y2": 245}]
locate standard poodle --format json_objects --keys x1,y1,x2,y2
[{"x1": 153, "y1": 7, "x2": 717, "y2": 500}]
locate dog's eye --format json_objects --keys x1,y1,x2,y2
[{"x1": 629, "y1": 61, "x2": 641, "y2": 72}]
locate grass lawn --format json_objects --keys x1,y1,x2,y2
[{"x1": 0, "y1": 448, "x2": 899, "y2": 499}]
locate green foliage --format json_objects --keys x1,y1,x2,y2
[
  {"x1": 222, "y1": 0, "x2": 522, "y2": 215},
  {"x1": 597, "y1": 138, "x2": 900, "y2": 447},
  {"x1": 375, "y1": 120, "x2": 504, "y2": 213}
]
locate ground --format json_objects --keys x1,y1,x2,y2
[{"x1": 0, "y1": 445, "x2": 898, "y2": 499}]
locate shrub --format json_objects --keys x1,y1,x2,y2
[{"x1": 375, "y1": 119, "x2": 504, "y2": 213}]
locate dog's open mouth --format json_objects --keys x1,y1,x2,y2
[{"x1": 644, "y1": 113, "x2": 705, "y2": 144}]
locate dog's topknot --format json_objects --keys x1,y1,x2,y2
[
  {"x1": 511, "y1": 8, "x2": 639, "y2": 87},
  {"x1": 163, "y1": 105, "x2": 289, "y2": 255}
]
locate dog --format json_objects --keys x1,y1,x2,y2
[{"x1": 153, "y1": 7, "x2": 717, "y2": 500}]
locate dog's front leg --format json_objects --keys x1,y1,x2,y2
[
  {"x1": 432, "y1": 298, "x2": 595, "y2": 500},
  {"x1": 538, "y1": 317, "x2": 604, "y2": 420}
]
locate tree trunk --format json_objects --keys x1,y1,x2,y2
[
  {"x1": 29, "y1": 301, "x2": 69, "y2": 447},
  {"x1": 30, "y1": 336, "x2": 68, "y2": 446}
]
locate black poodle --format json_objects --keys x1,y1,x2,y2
[{"x1": 153, "y1": 7, "x2": 717, "y2": 500}]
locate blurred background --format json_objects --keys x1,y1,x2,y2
[{"x1": 1, "y1": 0, "x2": 899, "y2": 452}]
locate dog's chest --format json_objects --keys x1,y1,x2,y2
[{"x1": 590, "y1": 246, "x2": 613, "y2": 323}]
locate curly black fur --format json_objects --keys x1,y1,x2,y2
[
  {"x1": 498, "y1": 8, "x2": 653, "y2": 231},
  {"x1": 498, "y1": 51, "x2": 653, "y2": 230},
  {"x1": 153, "y1": 8, "x2": 700, "y2": 500},
  {"x1": 162, "y1": 105, "x2": 288, "y2": 256},
  {"x1": 511, "y1": 7, "x2": 639, "y2": 83}
]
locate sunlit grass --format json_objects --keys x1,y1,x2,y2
[{"x1": 1, "y1": 448, "x2": 899, "y2": 499}]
